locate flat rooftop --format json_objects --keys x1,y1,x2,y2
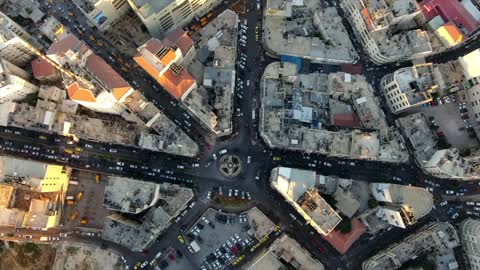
[
  {"x1": 245, "y1": 207, "x2": 276, "y2": 240},
  {"x1": 261, "y1": 62, "x2": 408, "y2": 162},
  {"x1": 271, "y1": 167, "x2": 342, "y2": 235},
  {"x1": 264, "y1": 0, "x2": 357, "y2": 63},
  {"x1": 193, "y1": 9, "x2": 237, "y2": 49},
  {"x1": 362, "y1": 222, "x2": 459, "y2": 270},
  {"x1": 103, "y1": 177, "x2": 159, "y2": 214},
  {"x1": 102, "y1": 182, "x2": 193, "y2": 251},
  {"x1": 246, "y1": 234, "x2": 325, "y2": 270},
  {"x1": 0, "y1": 156, "x2": 47, "y2": 181},
  {"x1": 396, "y1": 113, "x2": 438, "y2": 166}
]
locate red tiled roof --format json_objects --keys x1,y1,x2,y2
[
  {"x1": 341, "y1": 64, "x2": 363, "y2": 75},
  {"x1": 66, "y1": 82, "x2": 96, "y2": 102},
  {"x1": 333, "y1": 113, "x2": 360, "y2": 128},
  {"x1": 321, "y1": 219, "x2": 366, "y2": 254},
  {"x1": 158, "y1": 68, "x2": 196, "y2": 99},
  {"x1": 46, "y1": 34, "x2": 83, "y2": 57},
  {"x1": 420, "y1": 0, "x2": 479, "y2": 33},
  {"x1": 163, "y1": 28, "x2": 194, "y2": 56},
  {"x1": 31, "y1": 58, "x2": 58, "y2": 80},
  {"x1": 85, "y1": 54, "x2": 131, "y2": 101},
  {"x1": 145, "y1": 38, "x2": 165, "y2": 54}
]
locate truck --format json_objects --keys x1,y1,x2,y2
[
  {"x1": 40, "y1": 237, "x2": 51, "y2": 241},
  {"x1": 68, "y1": 12, "x2": 74, "y2": 17},
  {"x1": 80, "y1": 218, "x2": 88, "y2": 224},
  {"x1": 95, "y1": 174, "x2": 101, "y2": 183},
  {"x1": 64, "y1": 148, "x2": 74, "y2": 154}
]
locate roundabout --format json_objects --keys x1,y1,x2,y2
[{"x1": 218, "y1": 154, "x2": 243, "y2": 178}]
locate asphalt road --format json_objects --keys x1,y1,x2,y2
[{"x1": 1, "y1": 0, "x2": 480, "y2": 269}]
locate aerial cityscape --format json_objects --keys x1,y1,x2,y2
[{"x1": 0, "y1": 0, "x2": 480, "y2": 269}]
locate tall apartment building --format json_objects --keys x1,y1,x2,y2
[
  {"x1": 458, "y1": 49, "x2": 480, "y2": 122},
  {"x1": 362, "y1": 222, "x2": 459, "y2": 270},
  {"x1": 73, "y1": 0, "x2": 130, "y2": 31},
  {"x1": 340, "y1": 0, "x2": 432, "y2": 64},
  {"x1": 46, "y1": 34, "x2": 133, "y2": 115},
  {"x1": 134, "y1": 29, "x2": 197, "y2": 100},
  {"x1": 380, "y1": 63, "x2": 436, "y2": 113},
  {"x1": 127, "y1": 0, "x2": 221, "y2": 37},
  {"x1": 460, "y1": 219, "x2": 480, "y2": 270},
  {"x1": 0, "y1": 58, "x2": 39, "y2": 103},
  {"x1": 0, "y1": 11, "x2": 37, "y2": 67},
  {"x1": 423, "y1": 148, "x2": 480, "y2": 180}
]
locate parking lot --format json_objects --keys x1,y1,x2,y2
[
  {"x1": 182, "y1": 208, "x2": 256, "y2": 270},
  {"x1": 422, "y1": 96, "x2": 479, "y2": 151},
  {"x1": 61, "y1": 170, "x2": 110, "y2": 230}
]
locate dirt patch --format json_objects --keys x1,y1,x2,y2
[
  {"x1": 0, "y1": 241, "x2": 56, "y2": 270},
  {"x1": 53, "y1": 243, "x2": 123, "y2": 270},
  {"x1": 213, "y1": 195, "x2": 253, "y2": 211}
]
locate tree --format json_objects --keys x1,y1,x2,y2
[
  {"x1": 368, "y1": 198, "x2": 378, "y2": 209},
  {"x1": 336, "y1": 215, "x2": 352, "y2": 234}
]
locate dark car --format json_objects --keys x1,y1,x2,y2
[
  {"x1": 160, "y1": 260, "x2": 169, "y2": 268},
  {"x1": 176, "y1": 249, "x2": 183, "y2": 258}
]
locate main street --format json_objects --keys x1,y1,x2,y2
[{"x1": 2, "y1": 0, "x2": 480, "y2": 269}]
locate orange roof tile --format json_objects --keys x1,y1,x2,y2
[
  {"x1": 437, "y1": 21, "x2": 464, "y2": 46},
  {"x1": 66, "y1": 82, "x2": 96, "y2": 103},
  {"x1": 112, "y1": 86, "x2": 131, "y2": 101},
  {"x1": 160, "y1": 50, "x2": 177, "y2": 66},
  {"x1": 134, "y1": 54, "x2": 159, "y2": 78},
  {"x1": 158, "y1": 68, "x2": 196, "y2": 99}
]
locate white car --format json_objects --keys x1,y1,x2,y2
[
  {"x1": 189, "y1": 201, "x2": 196, "y2": 208},
  {"x1": 207, "y1": 191, "x2": 211, "y2": 199},
  {"x1": 219, "y1": 149, "x2": 227, "y2": 155},
  {"x1": 440, "y1": 201, "x2": 448, "y2": 206},
  {"x1": 213, "y1": 154, "x2": 217, "y2": 160}
]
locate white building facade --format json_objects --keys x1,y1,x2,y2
[
  {"x1": 127, "y1": 0, "x2": 221, "y2": 37},
  {"x1": 0, "y1": 58, "x2": 39, "y2": 103},
  {"x1": 74, "y1": 0, "x2": 130, "y2": 31},
  {"x1": 0, "y1": 11, "x2": 37, "y2": 67},
  {"x1": 461, "y1": 219, "x2": 480, "y2": 270}
]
